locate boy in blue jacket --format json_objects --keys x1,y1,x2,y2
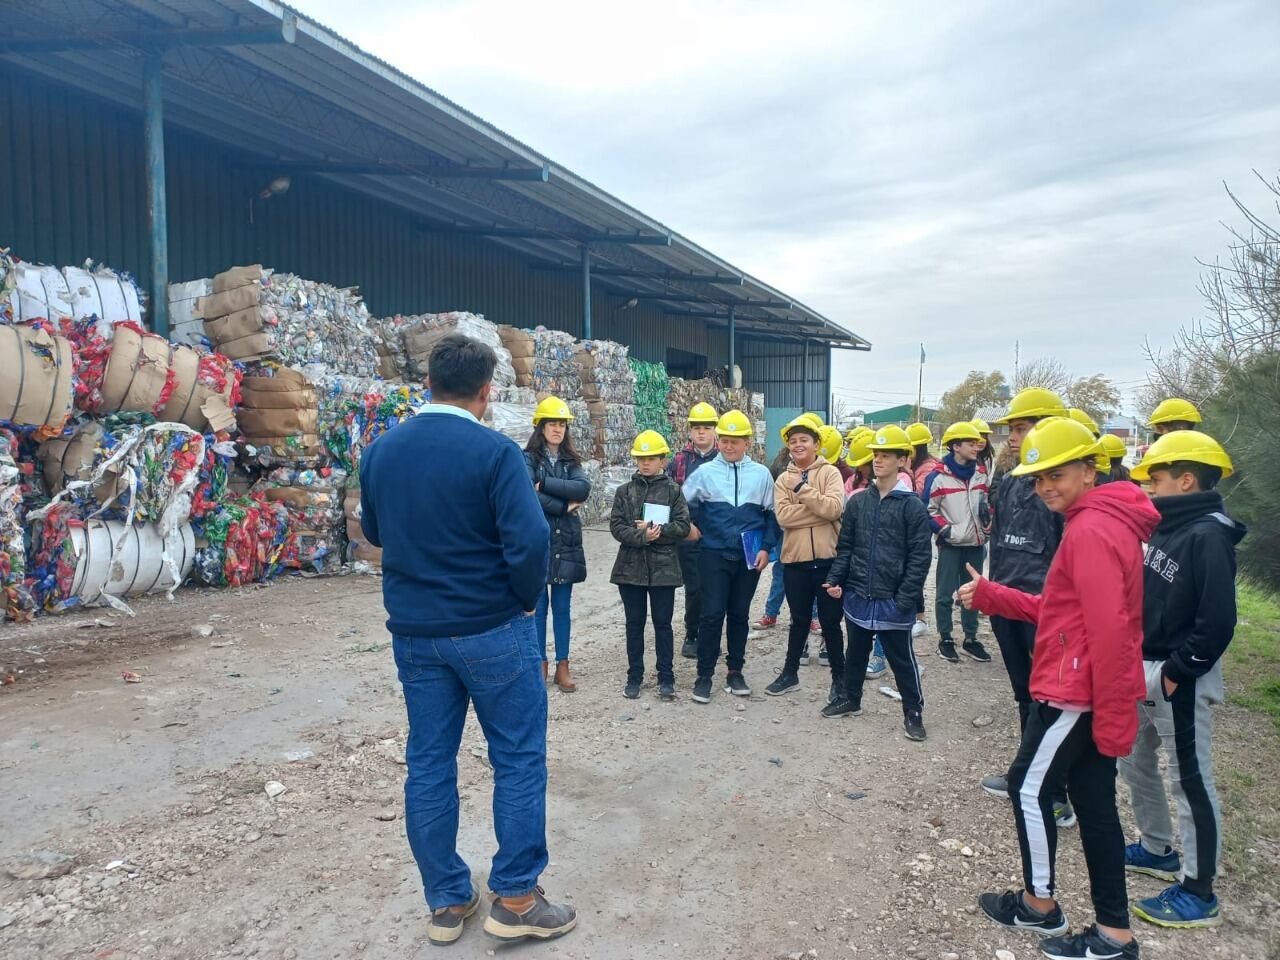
[{"x1": 681, "y1": 410, "x2": 778, "y2": 703}]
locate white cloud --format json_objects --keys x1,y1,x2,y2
[{"x1": 295, "y1": 0, "x2": 1280, "y2": 412}]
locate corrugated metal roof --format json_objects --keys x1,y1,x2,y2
[{"x1": 1, "y1": 0, "x2": 870, "y2": 349}]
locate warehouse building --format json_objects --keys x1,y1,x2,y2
[{"x1": 1, "y1": 0, "x2": 869, "y2": 452}]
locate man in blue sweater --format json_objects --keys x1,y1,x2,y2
[{"x1": 360, "y1": 333, "x2": 576, "y2": 947}]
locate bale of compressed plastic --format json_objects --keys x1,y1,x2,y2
[
  {"x1": 238, "y1": 367, "x2": 324, "y2": 465},
  {"x1": 0, "y1": 322, "x2": 75, "y2": 436}
]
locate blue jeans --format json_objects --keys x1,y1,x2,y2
[
  {"x1": 393, "y1": 615, "x2": 548, "y2": 907},
  {"x1": 535, "y1": 583, "x2": 574, "y2": 661},
  {"x1": 764, "y1": 560, "x2": 786, "y2": 618}
]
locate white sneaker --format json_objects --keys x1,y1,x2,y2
[{"x1": 911, "y1": 620, "x2": 928, "y2": 639}]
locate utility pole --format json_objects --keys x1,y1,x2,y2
[
  {"x1": 1014, "y1": 339, "x2": 1020, "y2": 386},
  {"x1": 916, "y1": 342, "x2": 925, "y2": 421}
]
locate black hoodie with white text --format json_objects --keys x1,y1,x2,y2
[{"x1": 1142, "y1": 490, "x2": 1247, "y2": 684}]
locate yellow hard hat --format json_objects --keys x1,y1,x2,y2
[
  {"x1": 818, "y1": 425, "x2": 844, "y2": 464},
  {"x1": 1010, "y1": 418, "x2": 1101, "y2": 476},
  {"x1": 941, "y1": 421, "x2": 983, "y2": 447},
  {"x1": 687, "y1": 401, "x2": 719, "y2": 425},
  {"x1": 866, "y1": 424, "x2": 913, "y2": 453},
  {"x1": 971, "y1": 417, "x2": 992, "y2": 435},
  {"x1": 1147, "y1": 398, "x2": 1202, "y2": 427},
  {"x1": 845, "y1": 427, "x2": 874, "y2": 467},
  {"x1": 1067, "y1": 408, "x2": 1101, "y2": 438},
  {"x1": 905, "y1": 422, "x2": 933, "y2": 447},
  {"x1": 1099, "y1": 433, "x2": 1127, "y2": 463},
  {"x1": 716, "y1": 409, "x2": 753, "y2": 438},
  {"x1": 1131, "y1": 430, "x2": 1233, "y2": 482},
  {"x1": 804, "y1": 412, "x2": 826, "y2": 427},
  {"x1": 630, "y1": 429, "x2": 671, "y2": 458},
  {"x1": 780, "y1": 411, "x2": 823, "y2": 442},
  {"x1": 995, "y1": 387, "x2": 1068, "y2": 425},
  {"x1": 533, "y1": 395, "x2": 574, "y2": 425}
]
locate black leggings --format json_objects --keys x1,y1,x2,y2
[
  {"x1": 1008, "y1": 703, "x2": 1128, "y2": 930},
  {"x1": 782, "y1": 561, "x2": 845, "y2": 681}
]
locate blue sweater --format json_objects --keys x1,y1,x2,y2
[{"x1": 359, "y1": 409, "x2": 549, "y2": 637}]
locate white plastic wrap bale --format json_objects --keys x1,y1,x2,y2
[
  {"x1": 196, "y1": 266, "x2": 380, "y2": 377},
  {"x1": 67, "y1": 519, "x2": 196, "y2": 602},
  {"x1": 529, "y1": 327, "x2": 581, "y2": 396},
  {"x1": 484, "y1": 385, "x2": 537, "y2": 447},
  {"x1": 393, "y1": 312, "x2": 515, "y2": 388},
  {"x1": 167, "y1": 278, "x2": 213, "y2": 347},
  {"x1": 1, "y1": 250, "x2": 145, "y2": 328}
]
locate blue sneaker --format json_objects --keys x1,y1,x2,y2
[
  {"x1": 865, "y1": 654, "x2": 888, "y2": 678},
  {"x1": 1124, "y1": 841, "x2": 1181, "y2": 882},
  {"x1": 1132, "y1": 882, "x2": 1222, "y2": 929}
]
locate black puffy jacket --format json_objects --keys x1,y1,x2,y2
[
  {"x1": 524, "y1": 451, "x2": 591, "y2": 585},
  {"x1": 609, "y1": 473, "x2": 691, "y2": 587},
  {"x1": 826, "y1": 480, "x2": 932, "y2": 612},
  {"x1": 988, "y1": 473, "x2": 1063, "y2": 593}
]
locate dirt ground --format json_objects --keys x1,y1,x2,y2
[{"x1": 2, "y1": 527, "x2": 1277, "y2": 960}]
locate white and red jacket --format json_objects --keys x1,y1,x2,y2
[
  {"x1": 971, "y1": 482, "x2": 1159, "y2": 757},
  {"x1": 922, "y1": 454, "x2": 989, "y2": 546}
]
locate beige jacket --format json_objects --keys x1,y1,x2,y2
[{"x1": 774, "y1": 459, "x2": 845, "y2": 564}]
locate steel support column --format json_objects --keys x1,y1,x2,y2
[
  {"x1": 802, "y1": 339, "x2": 810, "y2": 410},
  {"x1": 581, "y1": 243, "x2": 592, "y2": 339},
  {"x1": 728, "y1": 304, "x2": 736, "y2": 385},
  {"x1": 143, "y1": 57, "x2": 169, "y2": 337}
]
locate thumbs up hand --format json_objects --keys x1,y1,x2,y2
[{"x1": 956, "y1": 563, "x2": 984, "y2": 610}]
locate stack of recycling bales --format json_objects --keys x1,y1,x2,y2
[
  {"x1": 629, "y1": 358, "x2": 671, "y2": 446},
  {"x1": 391, "y1": 312, "x2": 515, "y2": 387},
  {"x1": 575, "y1": 340, "x2": 636, "y2": 465},
  {"x1": 667, "y1": 377, "x2": 767, "y2": 461}
]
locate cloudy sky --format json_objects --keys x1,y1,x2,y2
[{"x1": 299, "y1": 0, "x2": 1279, "y2": 414}]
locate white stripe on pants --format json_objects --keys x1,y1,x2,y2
[{"x1": 1019, "y1": 708, "x2": 1083, "y2": 897}]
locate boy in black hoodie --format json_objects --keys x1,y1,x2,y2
[{"x1": 1120, "y1": 431, "x2": 1245, "y2": 930}]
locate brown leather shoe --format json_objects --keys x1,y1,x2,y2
[
  {"x1": 541, "y1": 660, "x2": 549, "y2": 683},
  {"x1": 554, "y1": 660, "x2": 576, "y2": 692}
]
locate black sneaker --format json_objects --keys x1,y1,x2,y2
[
  {"x1": 483, "y1": 886, "x2": 577, "y2": 943},
  {"x1": 798, "y1": 644, "x2": 811, "y2": 666},
  {"x1": 978, "y1": 889, "x2": 1070, "y2": 937},
  {"x1": 623, "y1": 680, "x2": 641, "y2": 699},
  {"x1": 725, "y1": 672, "x2": 751, "y2": 696},
  {"x1": 1041, "y1": 924, "x2": 1140, "y2": 960},
  {"x1": 962, "y1": 638, "x2": 992, "y2": 662},
  {"x1": 904, "y1": 710, "x2": 927, "y2": 741},
  {"x1": 937, "y1": 640, "x2": 960, "y2": 663},
  {"x1": 827, "y1": 680, "x2": 844, "y2": 705},
  {"x1": 657, "y1": 680, "x2": 676, "y2": 701},
  {"x1": 692, "y1": 676, "x2": 713, "y2": 703},
  {"x1": 427, "y1": 889, "x2": 481, "y2": 945},
  {"x1": 765, "y1": 671, "x2": 799, "y2": 696},
  {"x1": 821, "y1": 698, "x2": 862, "y2": 718},
  {"x1": 681, "y1": 639, "x2": 697, "y2": 659},
  {"x1": 818, "y1": 646, "x2": 830, "y2": 666}
]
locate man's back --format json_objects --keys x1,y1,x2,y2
[{"x1": 360, "y1": 411, "x2": 549, "y2": 638}]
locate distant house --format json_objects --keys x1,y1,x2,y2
[{"x1": 974, "y1": 404, "x2": 1011, "y2": 443}]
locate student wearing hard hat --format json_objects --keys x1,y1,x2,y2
[
  {"x1": 610, "y1": 431, "x2": 692, "y2": 702},
  {"x1": 843, "y1": 426, "x2": 898, "y2": 680},
  {"x1": 921, "y1": 422, "x2": 992, "y2": 665},
  {"x1": 766, "y1": 416, "x2": 848, "y2": 702},
  {"x1": 820, "y1": 424, "x2": 855, "y2": 485},
  {"x1": 972, "y1": 417, "x2": 995, "y2": 475},
  {"x1": 1097, "y1": 434, "x2": 1133, "y2": 484},
  {"x1": 1068, "y1": 408, "x2": 1102, "y2": 438},
  {"x1": 1120, "y1": 432, "x2": 1245, "y2": 930},
  {"x1": 669, "y1": 402, "x2": 721, "y2": 660},
  {"x1": 823, "y1": 425, "x2": 933, "y2": 740},
  {"x1": 905, "y1": 422, "x2": 938, "y2": 641},
  {"x1": 525, "y1": 396, "x2": 593, "y2": 692},
  {"x1": 681, "y1": 410, "x2": 778, "y2": 703},
  {"x1": 1147, "y1": 398, "x2": 1202, "y2": 437},
  {"x1": 959, "y1": 417, "x2": 1159, "y2": 960},
  {"x1": 982, "y1": 388, "x2": 1070, "y2": 819}
]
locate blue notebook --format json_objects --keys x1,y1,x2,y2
[{"x1": 741, "y1": 529, "x2": 763, "y2": 567}]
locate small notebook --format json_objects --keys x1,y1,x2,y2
[
  {"x1": 643, "y1": 503, "x2": 671, "y2": 526},
  {"x1": 741, "y1": 529, "x2": 763, "y2": 566}
]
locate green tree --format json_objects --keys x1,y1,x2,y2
[
  {"x1": 936, "y1": 370, "x2": 1008, "y2": 427},
  {"x1": 1066, "y1": 374, "x2": 1122, "y2": 426}
]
